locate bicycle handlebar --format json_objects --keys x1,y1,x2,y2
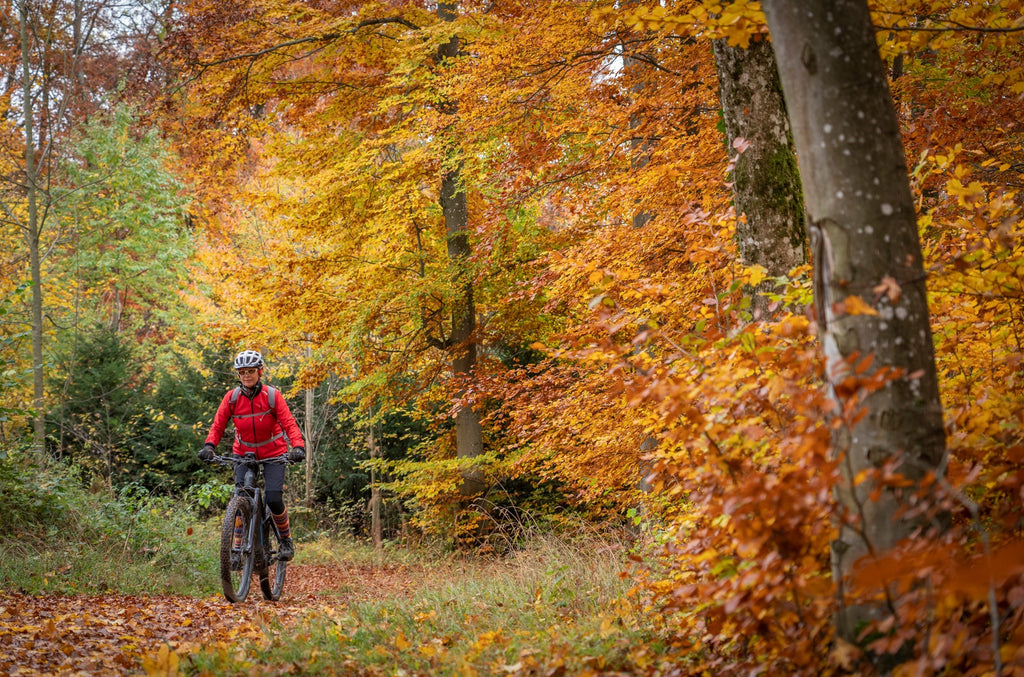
[{"x1": 208, "y1": 454, "x2": 292, "y2": 467}]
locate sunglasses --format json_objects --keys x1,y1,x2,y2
[{"x1": 237, "y1": 368, "x2": 260, "y2": 376}]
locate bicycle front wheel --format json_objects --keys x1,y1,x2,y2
[
  {"x1": 258, "y1": 516, "x2": 287, "y2": 601},
  {"x1": 220, "y1": 495, "x2": 255, "y2": 602}
]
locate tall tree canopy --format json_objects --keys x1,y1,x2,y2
[{"x1": 0, "y1": 0, "x2": 1019, "y2": 673}]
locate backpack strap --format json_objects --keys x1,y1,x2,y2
[
  {"x1": 229, "y1": 385, "x2": 278, "y2": 421},
  {"x1": 234, "y1": 430, "x2": 284, "y2": 448},
  {"x1": 228, "y1": 385, "x2": 283, "y2": 448}
]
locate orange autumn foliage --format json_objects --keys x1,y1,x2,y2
[{"x1": 159, "y1": 0, "x2": 1024, "y2": 673}]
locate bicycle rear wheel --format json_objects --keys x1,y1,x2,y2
[
  {"x1": 220, "y1": 495, "x2": 255, "y2": 602},
  {"x1": 258, "y1": 516, "x2": 287, "y2": 601}
]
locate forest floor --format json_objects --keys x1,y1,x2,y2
[
  {"x1": 1, "y1": 535, "x2": 650, "y2": 676},
  {"x1": 0, "y1": 561, "x2": 422, "y2": 675}
]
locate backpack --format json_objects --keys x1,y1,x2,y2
[
  {"x1": 229, "y1": 385, "x2": 282, "y2": 448},
  {"x1": 230, "y1": 384, "x2": 278, "y2": 416}
]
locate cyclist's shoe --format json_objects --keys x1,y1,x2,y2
[
  {"x1": 230, "y1": 551, "x2": 243, "y2": 571},
  {"x1": 278, "y1": 537, "x2": 295, "y2": 562}
]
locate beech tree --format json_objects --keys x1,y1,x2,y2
[
  {"x1": 435, "y1": 1, "x2": 484, "y2": 496},
  {"x1": 761, "y1": 0, "x2": 949, "y2": 644},
  {"x1": 164, "y1": 1, "x2": 503, "y2": 505},
  {"x1": 713, "y1": 35, "x2": 805, "y2": 318}
]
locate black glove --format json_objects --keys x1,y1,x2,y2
[
  {"x1": 198, "y1": 443, "x2": 215, "y2": 462},
  {"x1": 287, "y1": 447, "x2": 305, "y2": 463}
]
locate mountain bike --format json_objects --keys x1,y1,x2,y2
[{"x1": 208, "y1": 453, "x2": 291, "y2": 602}]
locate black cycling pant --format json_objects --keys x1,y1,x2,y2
[{"x1": 234, "y1": 459, "x2": 287, "y2": 514}]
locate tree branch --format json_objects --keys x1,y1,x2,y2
[
  {"x1": 194, "y1": 16, "x2": 421, "y2": 69},
  {"x1": 875, "y1": 21, "x2": 1024, "y2": 34}
]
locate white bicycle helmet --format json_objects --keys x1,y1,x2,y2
[{"x1": 233, "y1": 349, "x2": 264, "y2": 370}]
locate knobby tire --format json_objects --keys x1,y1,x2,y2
[{"x1": 220, "y1": 495, "x2": 255, "y2": 602}]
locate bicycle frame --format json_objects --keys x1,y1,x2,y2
[
  {"x1": 213, "y1": 452, "x2": 289, "y2": 602},
  {"x1": 235, "y1": 461, "x2": 267, "y2": 560}
]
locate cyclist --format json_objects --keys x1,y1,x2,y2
[{"x1": 199, "y1": 349, "x2": 305, "y2": 561}]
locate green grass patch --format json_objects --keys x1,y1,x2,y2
[
  {"x1": 292, "y1": 533, "x2": 398, "y2": 567},
  {"x1": 186, "y1": 529, "x2": 667, "y2": 676}
]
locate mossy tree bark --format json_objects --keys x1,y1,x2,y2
[{"x1": 713, "y1": 36, "x2": 805, "y2": 320}]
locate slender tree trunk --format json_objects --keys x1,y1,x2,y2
[
  {"x1": 622, "y1": 8, "x2": 654, "y2": 231},
  {"x1": 20, "y1": 0, "x2": 46, "y2": 454},
  {"x1": 442, "y1": 164, "x2": 484, "y2": 492},
  {"x1": 304, "y1": 375, "x2": 314, "y2": 506},
  {"x1": 367, "y1": 411, "x2": 382, "y2": 553},
  {"x1": 713, "y1": 36, "x2": 805, "y2": 319},
  {"x1": 437, "y1": 1, "x2": 484, "y2": 497},
  {"x1": 622, "y1": 35, "x2": 657, "y2": 491},
  {"x1": 761, "y1": 0, "x2": 948, "y2": 646},
  {"x1": 72, "y1": 0, "x2": 85, "y2": 89}
]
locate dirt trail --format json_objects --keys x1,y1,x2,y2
[{"x1": 0, "y1": 562, "x2": 417, "y2": 676}]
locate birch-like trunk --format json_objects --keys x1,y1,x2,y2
[
  {"x1": 20, "y1": 0, "x2": 46, "y2": 453},
  {"x1": 367, "y1": 413, "x2": 382, "y2": 553},
  {"x1": 304, "y1": 378, "x2": 314, "y2": 506},
  {"x1": 762, "y1": 0, "x2": 948, "y2": 643}
]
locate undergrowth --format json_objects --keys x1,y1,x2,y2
[
  {"x1": 187, "y1": 525, "x2": 671, "y2": 676},
  {"x1": 1, "y1": 450, "x2": 675, "y2": 674},
  {"x1": 0, "y1": 450, "x2": 219, "y2": 596}
]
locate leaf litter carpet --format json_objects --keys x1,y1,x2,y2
[{"x1": 0, "y1": 562, "x2": 416, "y2": 676}]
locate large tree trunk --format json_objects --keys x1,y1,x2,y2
[
  {"x1": 761, "y1": 0, "x2": 948, "y2": 644},
  {"x1": 437, "y1": 1, "x2": 484, "y2": 496},
  {"x1": 713, "y1": 36, "x2": 805, "y2": 319}
]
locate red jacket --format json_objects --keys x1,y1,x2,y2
[{"x1": 205, "y1": 384, "x2": 305, "y2": 459}]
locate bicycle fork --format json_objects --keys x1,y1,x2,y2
[{"x1": 234, "y1": 499, "x2": 258, "y2": 561}]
